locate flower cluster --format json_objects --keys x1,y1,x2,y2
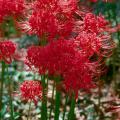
[
  {"x1": 0, "y1": 40, "x2": 16, "y2": 64},
  {"x1": 24, "y1": 0, "x2": 115, "y2": 97},
  {"x1": 75, "y1": 13, "x2": 115, "y2": 58},
  {"x1": 20, "y1": 80, "x2": 42, "y2": 104},
  {"x1": 0, "y1": 0, "x2": 25, "y2": 22}
]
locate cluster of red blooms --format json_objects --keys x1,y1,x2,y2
[
  {"x1": 0, "y1": 0, "x2": 114, "y2": 101},
  {"x1": 0, "y1": 0, "x2": 25, "y2": 22},
  {"x1": 75, "y1": 13, "x2": 115, "y2": 58},
  {"x1": 24, "y1": 0, "x2": 115, "y2": 97},
  {"x1": 20, "y1": 80, "x2": 42, "y2": 104},
  {"x1": 0, "y1": 40, "x2": 16, "y2": 64}
]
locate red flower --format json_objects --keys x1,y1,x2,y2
[
  {"x1": 22, "y1": 0, "x2": 77, "y2": 41},
  {"x1": 84, "y1": 13, "x2": 108, "y2": 33},
  {"x1": 20, "y1": 80, "x2": 42, "y2": 104},
  {"x1": 75, "y1": 31, "x2": 101, "y2": 57},
  {"x1": 63, "y1": 72, "x2": 95, "y2": 98},
  {"x1": 26, "y1": 40, "x2": 76, "y2": 75},
  {"x1": 75, "y1": 31, "x2": 115, "y2": 57},
  {"x1": 63, "y1": 52, "x2": 97, "y2": 97},
  {"x1": 26, "y1": 40, "x2": 98, "y2": 96},
  {"x1": 0, "y1": 0, "x2": 25, "y2": 22},
  {"x1": 0, "y1": 40, "x2": 16, "y2": 64},
  {"x1": 74, "y1": 13, "x2": 115, "y2": 57}
]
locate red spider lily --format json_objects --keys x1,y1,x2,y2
[
  {"x1": 63, "y1": 73, "x2": 95, "y2": 98},
  {"x1": 0, "y1": 40, "x2": 16, "y2": 64},
  {"x1": 26, "y1": 39, "x2": 98, "y2": 97},
  {"x1": 75, "y1": 31, "x2": 101, "y2": 57},
  {"x1": 22, "y1": 0, "x2": 77, "y2": 41},
  {"x1": 84, "y1": 13, "x2": 108, "y2": 33},
  {"x1": 26, "y1": 40, "x2": 76, "y2": 75},
  {"x1": 20, "y1": 80, "x2": 42, "y2": 105},
  {"x1": 63, "y1": 56, "x2": 97, "y2": 98},
  {"x1": 73, "y1": 12, "x2": 109, "y2": 34},
  {"x1": 0, "y1": 0, "x2": 25, "y2": 22},
  {"x1": 75, "y1": 32, "x2": 115, "y2": 57},
  {"x1": 74, "y1": 13, "x2": 115, "y2": 57}
]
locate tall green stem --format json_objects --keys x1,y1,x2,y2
[
  {"x1": 41, "y1": 75, "x2": 47, "y2": 120},
  {"x1": 49, "y1": 81, "x2": 55, "y2": 119},
  {"x1": 8, "y1": 84, "x2": 14, "y2": 120},
  {"x1": 0, "y1": 61, "x2": 5, "y2": 120},
  {"x1": 54, "y1": 77, "x2": 61, "y2": 120},
  {"x1": 68, "y1": 96, "x2": 76, "y2": 120},
  {"x1": 7, "y1": 65, "x2": 14, "y2": 120},
  {"x1": 62, "y1": 96, "x2": 68, "y2": 120},
  {"x1": 54, "y1": 90, "x2": 61, "y2": 120}
]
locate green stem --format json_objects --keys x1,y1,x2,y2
[
  {"x1": 54, "y1": 90, "x2": 61, "y2": 120},
  {"x1": 62, "y1": 96, "x2": 68, "y2": 120},
  {"x1": 7, "y1": 65, "x2": 14, "y2": 120},
  {"x1": 8, "y1": 85, "x2": 14, "y2": 120},
  {"x1": 49, "y1": 81, "x2": 55, "y2": 119},
  {"x1": 0, "y1": 61, "x2": 5, "y2": 120},
  {"x1": 41, "y1": 75, "x2": 47, "y2": 120},
  {"x1": 27, "y1": 101, "x2": 32, "y2": 120},
  {"x1": 68, "y1": 96, "x2": 76, "y2": 120}
]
